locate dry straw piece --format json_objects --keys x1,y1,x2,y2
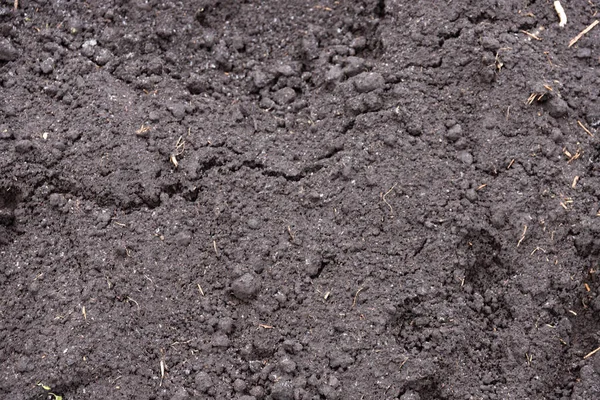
[
  {"x1": 569, "y1": 20, "x2": 599, "y2": 48},
  {"x1": 554, "y1": 1, "x2": 567, "y2": 27}
]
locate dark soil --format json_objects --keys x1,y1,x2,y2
[{"x1": 2, "y1": 0, "x2": 600, "y2": 399}]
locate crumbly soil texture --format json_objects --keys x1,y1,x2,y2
[{"x1": 2, "y1": 0, "x2": 600, "y2": 399}]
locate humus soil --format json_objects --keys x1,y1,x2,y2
[{"x1": 2, "y1": 0, "x2": 600, "y2": 399}]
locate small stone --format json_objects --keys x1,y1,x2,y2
[
  {"x1": 465, "y1": 188, "x2": 477, "y2": 202},
  {"x1": 325, "y1": 65, "x2": 344, "y2": 83},
  {"x1": 115, "y1": 245, "x2": 128, "y2": 258},
  {"x1": 218, "y1": 317, "x2": 234, "y2": 334},
  {"x1": 457, "y1": 151, "x2": 473, "y2": 165},
  {"x1": 233, "y1": 378, "x2": 247, "y2": 392},
  {"x1": 81, "y1": 39, "x2": 97, "y2": 58},
  {"x1": 445, "y1": 124, "x2": 463, "y2": 142},
  {"x1": 170, "y1": 387, "x2": 189, "y2": 400},
  {"x1": 350, "y1": 36, "x2": 367, "y2": 50},
  {"x1": 94, "y1": 48, "x2": 112, "y2": 66},
  {"x1": 329, "y1": 351, "x2": 354, "y2": 369},
  {"x1": 168, "y1": 103, "x2": 186, "y2": 120},
  {"x1": 251, "y1": 69, "x2": 273, "y2": 89},
  {"x1": 212, "y1": 334, "x2": 230, "y2": 348},
  {"x1": 231, "y1": 273, "x2": 260, "y2": 301},
  {"x1": 271, "y1": 380, "x2": 294, "y2": 400},
  {"x1": 148, "y1": 111, "x2": 160, "y2": 123},
  {"x1": 0, "y1": 209, "x2": 14, "y2": 226},
  {"x1": 249, "y1": 386, "x2": 264, "y2": 399},
  {"x1": 272, "y1": 87, "x2": 296, "y2": 105},
  {"x1": 275, "y1": 64, "x2": 295, "y2": 77},
  {"x1": 259, "y1": 96, "x2": 276, "y2": 110},
  {"x1": 14, "y1": 140, "x2": 34, "y2": 154},
  {"x1": 575, "y1": 48, "x2": 592, "y2": 59},
  {"x1": 40, "y1": 58, "x2": 55, "y2": 74},
  {"x1": 279, "y1": 357, "x2": 296, "y2": 374},
  {"x1": 343, "y1": 56, "x2": 366, "y2": 77},
  {"x1": 353, "y1": 72, "x2": 385, "y2": 93},
  {"x1": 173, "y1": 230, "x2": 192, "y2": 247},
  {"x1": 547, "y1": 97, "x2": 568, "y2": 118},
  {"x1": 247, "y1": 218, "x2": 260, "y2": 230},
  {"x1": 319, "y1": 385, "x2": 339, "y2": 400},
  {"x1": 187, "y1": 73, "x2": 210, "y2": 94},
  {"x1": 194, "y1": 371, "x2": 212, "y2": 393},
  {"x1": 0, "y1": 39, "x2": 18, "y2": 61},
  {"x1": 400, "y1": 390, "x2": 421, "y2": 400},
  {"x1": 481, "y1": 36, "x2": 500, "y2": 52}
]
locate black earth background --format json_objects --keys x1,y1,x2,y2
[{"x1": 1, "y1": 1, "x2": 600, "y2": 399}]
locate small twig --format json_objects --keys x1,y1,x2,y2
[
  {"x1": 521, "y1": 30, "x2": 542, "y2": 41},
  {"x1": 381, "y1": 183, "x2": 397, "y2": 215},
  {"x1": 517, "y1": 225, "x2": 528, "y2": 247},
  {"x1": 569, "y1": 20, "x2": 599, "y2": 47},
  {"x1": 287, "y1": 225, "x2": 295, "y2": 241},
  {"x1": 554, "y1": 1, "x2": 567, "y2": 27},
  {"x1": 14, "y1": 0, "x2": 18, "y2": 11},
  {"x1": 197, "y1": 283, "x2": 205, "y2": 296},
  {"x1": 213, "y1": 240, "x2": 219, "y2": 257},
  {"x1": 584, "y1": 345, "x2": 600, "y2": 359},
  {"x1": 530, "y1": 247, "x2": 546, "y2": 256},
  {"x1": 577, "y1": 120, "x2": 594, "y2": 137},
  {"x1": 399, "y1": 357, "x2": 408, "y2": 370},
  {"x1": 127, "y1": 296, "x2": 140, "y2": 310},
  {"x1": 351, "y1": 287, "x2": 364, "y2": 309}
]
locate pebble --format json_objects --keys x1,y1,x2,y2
[
  {"x1": 168, "y1": 103, "x2": 186, "y2": 120},
  {"x1": 481, "y1": 36, "x2": 500, "y2": 52},
  {"x1": 353, "y1": 72, "x2": 384, "y2": 93},
  {"x1": 575, "y1": 48, "x2": 592, "y2": 59},
  {"x1": 48, "y1": 193, "x2": 66, "y2": 208},
  {"x1": 279, "y1": 357, "x2": 296, "y2": 373},
  {"x1": 187, "y1": 73, "x2": 210, "y2": 94},
  {"x1": 40, "y1": 58, "x2": 55, "y2": 74},
  {"x1": 148, "y1": 111, "x2": 160, "y2": 123},
  {"x1": 14, "y1": 140, "x2": 33, "y2": 154},
  {"x1": 465, "y1": 188, "x2": 477, "y2": 202},
  {"x1": 272, "y1": 87, "x2": 296, "y2": 105},
  {"x1": 271, "y1": 380, "x2": 294, "y2": 400},
  {"x1": 457, "y1": 150, "x2": 473, "y2": 165},
  {"x1": 231, "y1": 273, "x2": 260, "y2": 301},
  {"x1": 329, "y1": 351, "x2": 354, "y2": 369},
  {"x1": 81, "y1": 39, "x2": 97, "y2": 58},
  {"x1": 350, "y1": 36, "x2": 367, "y2": 50},
  {"x1": 173, "y1": 230, "x2": 192, "y2": 247},
  {"x1": 445, "y1": 124, "x2": 463, "y2": 142},
  {"x1": 247, "y1": 218, "x2": 260, "y2": 230},
  {"x1": 170, "y1": 387, "x2": 189, "y2": 400},
  {"x1": 547, "y1": 97, "x2": 568, "y2": 118},
  {"x1": 251, "y1": 69, "x2": 272, "y2": 89},
  {"x1": 233, "y1": 378, "x2": 247, "y2": 392},
  {"x1": 0, "y1": 209, "x2": 14, "y2": 226},
  {"x1": 400, "y1": 390, "x2": 421, "y2": 400},
  {"x1": 211, "y1": 334, "x2": 230, "y2": 348},
  {"x1": 325, "y1": 65, "x2": 344, "y2": 83},
  {"x1": 0, "y1": 39, "x2": 18, "y2": 61},
  {"x1": 94, "y1": 48, "x2": 112, "y2": 66},
  {"x1": 343, "y1": 56, "x2": 366, "y2": 77},
  {"x1": 194, "y1": 371, "x2": 212, "y2": 393},
  {"x1": 218, "y1": 317, "x2": 234, "y2": 334}
]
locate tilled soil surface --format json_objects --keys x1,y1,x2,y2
[{"x1": 2, "y1": 1, "x2": 600, "y2": 399}]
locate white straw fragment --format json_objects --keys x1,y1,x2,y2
[{"x1": 554, "y1": 1, "x2": 567, "y2": 27}]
